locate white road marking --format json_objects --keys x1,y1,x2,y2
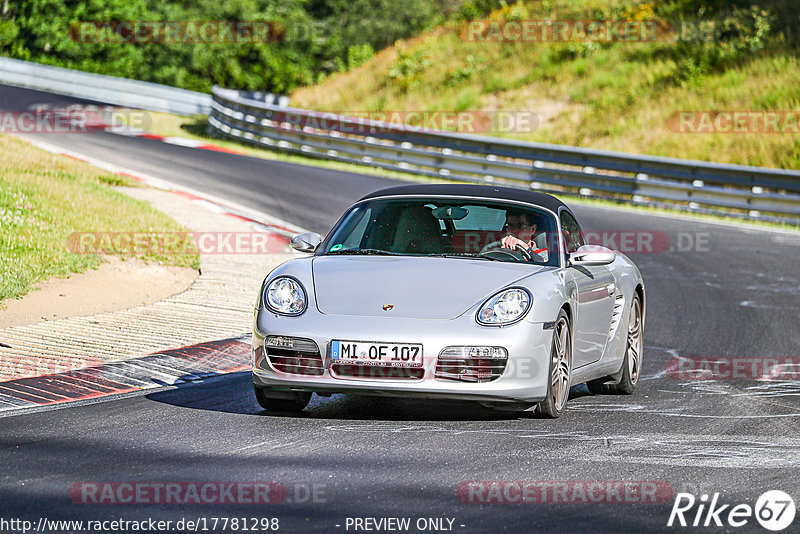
[{"x1": 163, "y1": 136, "x2": 205, "y2": 148}]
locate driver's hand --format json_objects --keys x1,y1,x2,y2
[{"x1": 501, "y1": 235, "x2": 527, "y2": 251}]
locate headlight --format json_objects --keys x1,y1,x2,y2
[
  {"x1": 265, "y1": 277, "x2": 307, "y2": 316},
  {"x1": 476, "y1": 288, "x2": 531, "y2": 326}
]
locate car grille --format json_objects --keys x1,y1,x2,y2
[
  {"x1": 435, "y1": 357, "x2": 506, "y2": 383},
  {"x1": 330, "y1": 363, "x2": 425, "y2": 380},
  {"x1": 265, "y1": 336, "x2": 324, "y2": 376}
]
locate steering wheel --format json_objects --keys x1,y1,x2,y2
[{"x1": 479, "y1": 240, "x2": 533, "y2": 262}]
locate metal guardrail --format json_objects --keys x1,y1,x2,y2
[
  {"x1": 209, "y1": 85, "x2": 800, "y2": 223},
  {"x1": 0, "y1": 57, "x2": 211, "y2": 116}
]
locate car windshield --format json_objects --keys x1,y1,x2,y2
[{"x1": 322, "y1": 198, "x2": 560, "y2": 266}]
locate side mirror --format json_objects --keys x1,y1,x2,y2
[
  {"x1": 291, "y1": 232, "x2": 322, "y2": 253},
  {"x1": 569, "y1": 245, "x2": 615, "y2": 266}
]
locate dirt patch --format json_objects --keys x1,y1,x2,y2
[{"x1": 0, "y1": 257, "x2": 198, "y2": 328}]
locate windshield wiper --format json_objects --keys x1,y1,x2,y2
[
  {"x1": 428, "y1": 253, "x2": 504, "y2": 261},
  {"x1": 327, "y1": 248, "x2": 397, "y2": 256}
]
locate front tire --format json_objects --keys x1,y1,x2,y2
[
  {"x1": 535, "y1": 309, "x2": 571, "y2": 418},
  {"x1": 254, "y1": 386, "x2": 311, "y2": 412},
  {"x1": 588, "y1": 294, "x2": 642, "y2": 395}
]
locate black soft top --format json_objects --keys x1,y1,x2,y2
[{"x1": 359, "y1": 184, "x2": 569, "y2": 214}]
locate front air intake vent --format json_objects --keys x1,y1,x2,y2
[
  {"x1": 265, "y1": 336, "x2": 323, "y2": 376},
  {"x1": 435, "y1": 346, "x2": 507, "y2": 383}
]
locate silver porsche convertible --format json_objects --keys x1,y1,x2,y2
[{"x1": 252, "y1": 184, "x2": 645, "y2": 418}]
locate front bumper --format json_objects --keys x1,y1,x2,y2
[{"x1": 252, "y1": 309, "x2": 554, "y2": 404}]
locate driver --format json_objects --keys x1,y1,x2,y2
[
  {"x1": 481, "y1": 211, "x2": 548, "y2": 261},
  {"x1": 500, "y1": 212, "x2": 538, "y2": 253}
]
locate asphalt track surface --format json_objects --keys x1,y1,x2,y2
[{"x1": 1, "y1": 84, "x2": 799, "y2": 533}]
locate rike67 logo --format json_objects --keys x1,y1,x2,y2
[{"x1": 668, "y1": 491, "x2": 795, "y2": 531}]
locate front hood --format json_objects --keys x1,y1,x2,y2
[{"x1": 312, "y1": 256, "x2": 544, "y2": 319}]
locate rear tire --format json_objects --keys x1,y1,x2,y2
[
  {"x1": 535, "y1": 309, "x2": 571, "y2": 418},
  {"x1": 254, "y1": 386, "x2": 311, "y2": 412},
  {"x1": 587, "y1": 294, "x2": 642, "y2": 395}
]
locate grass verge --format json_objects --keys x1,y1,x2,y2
[{"x1": 0, "y1": 134, "x2": 199, "y2": 302}]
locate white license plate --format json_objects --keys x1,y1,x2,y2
[{"x1": 331, "y1": 340, "x2": 423, "y2": 368}]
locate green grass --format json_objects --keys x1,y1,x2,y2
[{"x1": 0, "y1": 135, "x2": 199, "y2": 302}]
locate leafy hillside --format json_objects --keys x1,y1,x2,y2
[{"x1": 291, "y1": 0, "x2": 800, "y2": 169}]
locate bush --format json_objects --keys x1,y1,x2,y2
[
  {"x1": 347, "y1": 43, "x2": 375, "y2": 69},
  {"x1": 443, "y1": 54, "x2": 483, "y2": 87},
  {"x1": 455, "y1": 0, "x2": 502, "y2": 22},
  {"x1": 388, "y1": 44, "x2": 432, "y2": 92}
]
